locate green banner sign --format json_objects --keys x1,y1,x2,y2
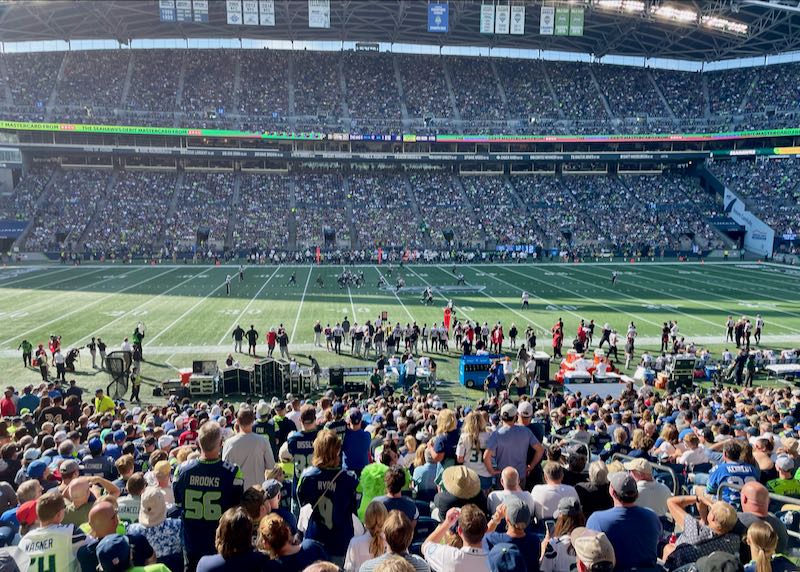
[
  {"x1": 569, "y1": 7, "x2": 584, "y2": 36},
  {"x1": 0, "y1": 120, "x2": 325, "y2": 140},
  {"x1": 554, "y1": 6, "x2": 570, "y2": 35}
]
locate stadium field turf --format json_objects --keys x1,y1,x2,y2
[{"x1": 1, "y1": 260, "x2": 799, "y2": 405}]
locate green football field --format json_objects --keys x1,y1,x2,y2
[{"x1": 1, "y1": 260, "x2": 799, "y2": 406}]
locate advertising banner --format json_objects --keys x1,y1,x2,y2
[
  {"x1": 428, "y1": 2, "x2": 449, "y2": 32},
  {"x1": 723, "y1": 187, "x2": 775, "y2": 256}
]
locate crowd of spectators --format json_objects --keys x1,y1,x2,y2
[
  {"x1": 294, "y1": 172, "x2": 350, "y2": 248},
  {"x1": 25, "y1": 169, "x2": 110, "y2": 251},
  {"x1": 231, "y1": 174, "x2": 291, "y2": 251},
  {"x1": 446, "y1": 56, "x2": 507, "y2": 121},
  {"x1": 348, "y1": 172, "x2": 421, "y2": 249},
  {"x1": 3, "y1": 49, "x2": 800, "y2": 134},
  {"x1": 125, "y1": 50, "x2": 182, "y2": 112},
  {"x1": 1, "y1": 336, "x2": 800, "y2": 572},
  {"x1": 237, "y1": 50, "x2": 290, "y2": 118},
  {"x1": 397, "y1": 55, "x2": 454, "y2": 119},
  {"x1": 83, "y1": 171, "x2": 177, "y2": 256},
  {"x1": 495, "y1": 59, "x2": 559, "y2": 120},
  {"x1": 461, "y1": 175, "x2": 539, "y2": 246},
  {"x1": 3, "y1": 52, "x2": 64, "y2": 108},
  {"x1": 593, "y1": 65, "x2": 666, "y2": 118},
  {"x1": 651, "y1": 69, "x2": 707, "y2": 119},
  {"x1": 293, "y1": 51, "x2": 343, "y2": 118},
  {"x1": 547, "y1": 62, "x2": 609, "y2": 120},
  {"x1": 164, "y1": 172, "x2": 234, "y2": 247},
  {"x1": 0, "y1": 164, "x2": 53, "y2": 222},
  {"x1": 711, "y1": 159, "x2": 800, "y2": 235},
  {"x1": 707, "y1": 68, "x2": 756, "y2": 116},
  {"x1": 56, "y1": 50, "x2": 130, "y2": 108},
  {"x1": 343, "y1": 53, "x2": 402, "y2": 122},
  {"x1": 408, "y1": 171, "x2": 482, "y2": 246},
  {"x1": 180, "y1": 50, "x2": 236, "y2": 114}
]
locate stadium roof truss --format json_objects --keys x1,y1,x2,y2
[{"x1": 1, "y1": 0, "x2": 800, "y2": 62}]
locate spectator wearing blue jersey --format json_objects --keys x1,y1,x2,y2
[
  {"x1": 342, "y1": 409, "x2": 371, "y2": 476},
  {"x1": 586, "y1": 471, "x2": 661, "y2": 570},
  {"x1": 296, "y1": 428, "x2": 358, "y2": 566},
  {"x1": 173, "y1": 421, "x2": 244, "y2": 572},
  {"x1": 701, "y1": 441, "x2": 758, "y2": 510}
]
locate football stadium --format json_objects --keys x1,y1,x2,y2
[{"x1": 1, "y1": 1, "x2": 800, "y2": 571}]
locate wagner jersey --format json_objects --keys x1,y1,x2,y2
[
  {"x1": 173, "y1": 458, "x2": 244, "y2": 558},
  {"x1": 324, "y1": 419, "x2": 347, "y2": 442},
  {"x1": 20, "y1": 524, "x2": 85, "y2": 572},
  {"x1": 287, "y1": 429, "x2": 319, "y2": 494}
]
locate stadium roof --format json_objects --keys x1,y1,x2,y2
[{"x1": 1, "y1": 0, "x2": 799, "y2": 62}]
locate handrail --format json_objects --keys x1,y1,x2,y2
[
  {"x1": 611, "y1": 453, "x2": 680, "y2": 495},
  {"x1": 717, "y1": 482, "x2": 800, "y2": 540}
]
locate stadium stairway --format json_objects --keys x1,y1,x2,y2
[
  {"x1": 542, "y1": 65, "x2": 567, "y2": 120},
  {"x1": 489, "y1": 60, "x2": 509, "y2": 109},
  {"x1": 648, "y1": 71, "x2": 677, "y2": 120},
  {"x1": 15, "y1": 167, "x2": 62, "y2": 250},
  {"x1": 287, "y1": 55, "x2": 296, "y2": 118},
  {"x1": 342, "y1": 176, "x2": 358, "y2": 250},
  {"x1": 287, "y1": 177, "x2": 297, "y2": 251},
  {"x1": 120, "y1": 52, "x2": 135, "y2": 108},
  {"x1": 588, "y1": 66, "x2": 615, "y2": 119},
  {"x1": 173, "y1": 54, "x2": 187, "y2": 126},
  {"x1": 441, "y1": 58, "x2": 462, "y2": 123},
  {"x1": 44, "y1": 53, "x2": 70, "y2": 122},
  {"x1": 0, "y1": 57, "x2": 12, "y2": 105},
  {"x1": 155, "y1": 171, "x2": 184, "y2": 248},
  {"x1": 76, "y1": 170, "x2": 118, "y2": 250},
  {"x1": 225, "y1": 173, "x2": 242, "y2": 250},
  {"x1": 393, "y1": 56, "x2": 411, "y2": 125},
  {"x1": 401, "y1": 174, "x2": 424, "y2": 243}
]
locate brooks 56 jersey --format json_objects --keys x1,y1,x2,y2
[{"x1": 173, "y1": 458, "x2": 244, "y2": 557}]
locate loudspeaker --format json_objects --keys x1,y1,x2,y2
[
  {"x1": 275, "y1": 359, "x2": 291, "y2": 394},
  {"x1": 222, "y1": 367, "x2": 252, "y2": 396},
  {"x1": 329, "y1": 367, "x2": 344, "y2": 388},
  {"x1": 324, "y1": 227, "x2": 336, "y2": 248},
  {"x1": 253, "y1": 358, "x2": 277, "y2": 395},
  {"x1": 443, "y1": 229, "x2": 454, "y2": 242}
]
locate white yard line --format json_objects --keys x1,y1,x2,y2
[
  {"x1": 670, "y1": 264, "x2": 800, "y2": 319},
  {"x1": 73, "y1": 267, "x2": 208, "y2": 346},
  {"x1": 219, "y1": 266, "x2": 281, "y2": 345},
  {"x1": 431, "y1": 266, "x2": 552, "y2": 341},
  {"x1": 404, "y1": 266, "x2": 477, "y2": 324},
  {"x1": 0, "y1": 266, "x2": 74, "y2": 287},
  {"x1": 145, "y1": 272, "x2": 228, "y2": 347},
  {"x1": 373, "y1": 265, "x2": 413, "y2": 320},
  {"x1": 620, "y1": 264, "x2": 800, "y2": 334},
  {"x1": 498, "y1": 264, "x2": 664, "y2": 329},
  {"x1": 289, "y1": 266, "x2": 311, "y2": 345},
  {"x1": 0, "y1": 266, "x2": 164, "y2": 347},
  {"x1": 464, "y1": 264, "x2": 588, "y2": 325},
  {"x1": 0, "y1": 267, "x2": 112, "y2": 311}
]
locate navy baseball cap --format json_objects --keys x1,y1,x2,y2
[
  {"x1": 113, "y1": 430, "x2": 126, "y2": 442},
  {"x1": 97, "y1": 534, "x2": 131, "y2": 572},
  {"x1": 488, "y1": 543, "x2": 527, "y2": 572},
  {"x1": 332, "y1": 402, "x2": 345, "y2": 417},
  {"x1": 348, "y1": 409, "x2": 363, "y2": 424},
  {"x1": 88, "y1": 437, "x2": 103, "y2": 452}
]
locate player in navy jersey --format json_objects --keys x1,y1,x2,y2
[
  {"x1": 173, "y1": 421, "x2": 244, "y2": 572},
  {"x1": 297, "y1": 429, "x2": 358, "y2": 563},
  {"x1": 286, "y1": 405, "x2": 320, "y2": 513}
]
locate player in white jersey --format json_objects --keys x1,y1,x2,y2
[
  {"x1": 755, "y1": 314, "x2": 764, "y2": 344},
  {"x1": 225, "y1": 274, "x2": 232, "y2": 296},
  {"x1": 19, "y1": 492, "x2": 86, "y2": 572},
  {"x1": 521, "y1": 291, "x2": 529, "y2": 309}
]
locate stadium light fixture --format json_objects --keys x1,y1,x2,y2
[
  {"x1": 701, "y1": 15, "x2": 748, "y2": 34},
  {"x1": 652, "y1": 5, "x2": 698, "y2": 23}
]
